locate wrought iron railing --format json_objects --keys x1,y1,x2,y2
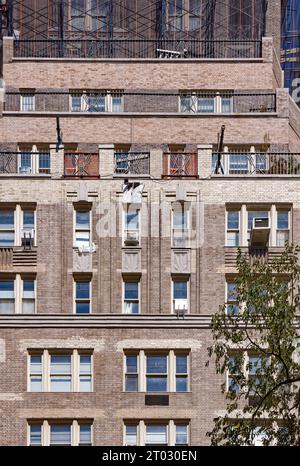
[
  {"x1": 13, "y1": 39, "x2": 262, "y2": 59},
  {"x1": 212, "y1": 152, "x2": 300, "y2": 175},
  {"x1": 163, "y1": 152, "x2": 198, "y2": 178},
  {"x1": 0, "y1": 151, "x2": 50, "y2": 174},
  {"x1": 4, "y1": 91, "x2": 276, "y2": 114},
  {"x1": 64, "y1": 152, "x2": 99, "y2": 177},
  {"x1": 114, "y1": 152, "x2": 150, "y2": 174}
]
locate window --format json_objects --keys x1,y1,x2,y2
[
  {"x1": 79, "y1": 424, "x2": 92, "y2": 445},
  {"x1": 71, "y1": 91, "x2": 123, "y2": 112},
  {"x1": 123, "y1": 281, "x2": 139, "y2": 314},
  {"x1": 28, "y1": 351, "x2": 92, "y2": 392},
  {"x1": 29, "y1": 424, "x2": 42, "y2": 446},
  {"x1": 227, "y1": 356, "x2": 241, "y2": 393},
  {"x1": 124, "y1": 421, "x2": 190, "y2": 446},
  {"x1": 29, "y1": 354, "x2": 43, "y2": 392},
  {"x1": 0, "y1": 210, "x2": 15, "y2": 246},
  {"x1": 226, "y1": 282, "x2": 239, "y2": 316},
  {"x1": 38, "y1": 151, "x2": 51, "y2": 174},
  {"x1": 125, "y1": 355, "x2": 138, "y2": 392},
  {"x1": 75, "y1": 280, "x2": 91, "y2": 314},
  {"x1": 180, "y1": 93, "x2": 232, "y2": 113},
  {"x1": 226, "y1": 352, "x2": 270, "y2": 395},
  {"x1": 21, "y1": 94, "x2": 35, "y2": 112},
  {"x1": 175, "y1": 354, "x2": 188, "y2": 392},
  {"x1": 172, "y1": 279, "x2": 189, "y2": 313},
  {"x1": 75, "y1": 210, "x2": 91, "y2": 248},
  {"x1": 146, "y1": 425, "x2": 168, "y2": 445},
  {"x1": 229, "y1": 153, "x2": 249, "y2": 174},
  {"x1": 276, "y1": 211, "x2": 289, "y2": 246},
  {"x1": 50, "y1": 355, "x2": 72, "y2": 392},
  {"x1": 70, "y1": 0, "x2": 107, "y2": 32},
  {"x1": 29, "y1": 421, "x2": 93, "y2": 446},
  {"x1": 0, "y1": 276, "x2": 36, "y2": 314},
  {"x1": 226, "y1": 211, "x2": 240, "y2": 246},
  {"x1": 22, "y1": 279, "x2": 35, "y2": 314},
  {"x1": 124, "y1": 208, "x2": 140, "y2": 246},
  {"x1": 248, "y1": 355, "x2": 270, "y2": 395},
  {"x1": 124, "y1": 351, "x2": 189, "y2": 393},
  {"x1": 172, "y1": 203, "x2": 189, "y2": 247},
  {"x1": 0, "y1": 279, "x2": 14, "y2": 314},
  {"x1": 125, "y1": 425, "x2": 138, "y2": 446},
  {"x1": 79, "y1": 355, "x2": 92, "y2": 392},
  {"x1": 226, "y1": 206, "x2": 291, "y2": 247},
  {"x1": 22, "y1": 210, "x2": 35, "y2": 248},
  {"x1": 168, "y1": 0, "x2": 184, "y2": 31},
  {"x1": 146, "y1": 355, "x2": 168, "y2": 392},
  {"x1": 175, "y1": 424, "x2": 188, "y2": 445},
  {"x1": 50, "y1": 424, "x2": 72, "y2": 446}
]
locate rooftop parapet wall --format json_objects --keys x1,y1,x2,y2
[{"x1": 2, "y1": 37, "x2": 279, "y2": 91}]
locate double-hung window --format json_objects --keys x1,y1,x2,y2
[
  {"x1": 145, "y1": 425, "x2": 168, "y2": 445},
  {"x1": 21, "y1": 94, "x2": 35, "y2": 112},
  {"x1": 50, "y1": 424, "x2": 72, "y2": 446},
  {"x1": 175, "y1": 354, "x2": 188, "y2": 392},
  {"x1": 146, "y1": 355, "x2": 168, "y2": 392},
  {"x1": 22, "y1": 279, "x2": 35, "y2": 314},
  {"x1": 276, "y1": 211, "x2": 289, "y2": 246},
  {"x1": 172, "y1": 279, "x2": 189, "y2": 313},
  {"x1": 75, "y1": 210, "x2": 91, "y2": 248},
  {"x1": 226, "y1": 282, "x2": 239, "y2": 316},
  {"x1": 172, "y1": 203, "x2": 189, "y2": 247},
  {"x1": 75, "y1": 280, "x2": 91, "y2": 314},
  {"x1": 50, "y1": 355, "x2": 72, "y2": 392},
  {"x1": 29, "y1": 421, "x2": 92, "y2": 446},
  {"x1": 0, "y1": 210, "x2": 15, "y2": 246},
  {"x1": 0, "y1": 279, "x2": 14, "y2": 314},
  {"x1": 124, "y1": 421, "x2": 190, "y2": 446},
  {"x1": 22, "y1": 210, "x2": 35, "y2": 247},
  {"x1": 79, "y1": 354, "x2": 92, "y2": 391},
  {"x1": 123, "y1": 281, "x2": 139, "y2": 314},
  {"x1": 29, "y1": 354, "x2": 43, "y2": 392},
  {"x1": 0, "y1": 276, "x2": 36, "y2": 314},
  {"x1": 124, "y1": 208, "x2": 140, "y2": 246},
  {"x1": 226, "y1": 211, "x2": 240, "y2": 246},
  {"x1": 125, "y1": 354, "x2": 139, "y2": 392}
]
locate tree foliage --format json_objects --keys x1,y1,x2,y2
[{"x1": 207, "y1": 244, "x2": 300, "y2": 446}]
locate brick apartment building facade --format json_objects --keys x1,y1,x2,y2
[{"x1": 0, "y1": 0, "x2": 299, "y2": 446}]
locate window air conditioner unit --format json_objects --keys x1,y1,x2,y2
[
  {"x1": 124, "y1": 230, "x2": 139, "y2": 245},
  {"x1": 174, "y1": 299, "x2": 188, "y2": 315},
  {"x1": 19, "y1": 166, "x2": 32, "y2": 175},
  {"x1": 250, "y1": 217, "x2": 270, "y2": 247},
  {"x1": 21, "y1": 229, "x2": 35, "y2": 249}
]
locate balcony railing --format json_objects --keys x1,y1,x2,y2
[
  {"x1": 13, "y1": 39, "x2": 262, "y2": 59},
  {"x1": 114, "y1": 152, "x2": 150, "y2": 175},
  {"x1": 163, "y1": 152, "x2": 198, "y2": 178},
  {"x1": 0, "y1": 151, "x2": 50, "y2": 174},
  {"x1": 4, "y1": 91, "x2": 276, "y2": 114},
  {"x1": 64, "y1": 152, "x2": 99, "y2": 178},
  {"x1": 212, "y1": 152, "x2": 300, "y2": 175}
]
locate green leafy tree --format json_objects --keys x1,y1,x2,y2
[{"x1": 207, "y1": 244, "x2": 300, "y2": 446}]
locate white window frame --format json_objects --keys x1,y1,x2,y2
[
  {"x1": 123, "y1": 350, "x2": 190, "y2": 393},
  {"x1": 171, "y1": 278, "x2": 190, "y2": 314},
  {"x1": 73, "y1": 208, "x2": 92, "y2": 248},
  {"x1": 123, "y1": 420, "x2": 190, "y2": 446},
  {"x1": 27, "y1": 350, "x2": 93, "y2": 393},
  {"x1": 123, "y1": 280, "x2": 140, "y2": 315},
  {"x1": 28, "y1": 420, "x2": 93, "y2": 446},
  {"x1": 73, "y1": 279, "x2": 92, "y2": 314},
  {"x1": 70, "y1": 91, "x2": 124, "y2": 113},
  {"x1": 276, "y1": 209, "x2": 290, "y2": 247},
  {"x1": 172, "y1": 204, "x2": 190, "y2": 248},
  {"x1": 179, "y1": 92, "x2": 233, "y2": 114},
  {"x1": 226, "y1": 210, "x2": 241, "y2": 247},
  {"x1": 0, "y1": 274, "x2": 36, "y2": 315}
]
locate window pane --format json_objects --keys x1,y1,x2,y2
[
  {"x1": 71, "y1": 95, "x2": 82, "y2": 111},
  {"x1": 176, "y1": 425, "x2": 188, "y2": 445},
  {"x1": 76, "y1": 302, "x2": 90, "y2": 314},
  {"x1": 0, "y1": 299, "x2": 14, "y2": 314},
  {"x1": 30, "y1": 376, "x2": 42, "y2": 392},
  {"x1": 50, "y1": 376, "x2": 72, "y2": 392},
  {"x1": 0, "y1": 210, "x2": 14, "y2": 229},
  {"x1": 80, "y1": 355, "x2": 91, "y2": 374},
  {"x1": 0, "y1": 231, "x2": 14, "y2": 246},
  {"x1": 51, "y1": 355, "x2": 71, "y2": 374},
  {"x1": 176, "y1": 355, "x2": 187, "y2": 373},
  {"x1": 23, "y1": 280, "x2": 35, "y2": 298},
  {"x1": 112, "y1": 96, "x2": 122, "y2": 112},
  {"x1": 30, "y1": 425, "x2": 42, "y2": 446},
  {"x1": 126, "y1": 355, "x2": 137, "y2": 373},
  {"x1": 22, "y1": 299, "x2": 35, "y2": 314},
  {"x1": 50, "y1": 425, "x2": 71, "y2": 445},
  {"x1": 146, "y1": 376, "x2": 167, "y2": 392},
  {"x1": 39, "y1": 152, "x2": 50, "y2": 172},
  {"x1": 197, "y1": 97, "x2": 214, "y2": 112},
  {"x1": 221, "y1": 97, "x2": 232, "y2": 113},
  {"x1": 125, "y1": 375, "x2": 138, "y2": 392},
  {"x1": 86, "y1": 95, "x2": 105, "y2": 112},
  {"x1": 146, "y1": 425, "x2": 167, "y2": 445},
  {"x1": 23, "y1": 211, "x2": 35, "y2": 229},
  {"x1": 227, "y1": 211, "x2": 239, "y2": 229},
  {"x1": 147, "y1": 356, "x2": 167, "y2": 374},
  {"x1": 173, "y1": 282, "x2": 187, "y2": 299},
  {"x1": 277, "y1": 211, "x2": 289, "y2": 229},
  {"x1": 76, "y1": 211, "x2": 90, "y2": 229},
  {"x1": 75, "y1": 231, "x2": 90, "y2": 246},
  {"x1": 30, "y1": 355, "x2": 42, "y2": 373},
  {"x1": 76, "y1": 282, "x2": 90, "y2": 299},
  {"x1": 125, "y1": 282, "x2": 138, "y2": 300},
  {"x1": 126, "y1": 211, "x2": 139, "y2": 229},
  {"x1": 227, "y1": 283, "x2": 237, "y2": 301},
  {"x1": 124, "y1": 301, "x2": 139, "y2": 314},
  {"x1": 227, "y1": 232, "x2": 240, "y2": 246},
  {"x1": 80, "y1": 376, "x2": 92, "y2": 392},
  {"x1": 176, "y1": 376, "x2": 188, "y2": 392},
  {"x1": 229, "y1": 154, "x2": 248, "y2": 173},
  {"x1": 0, "y1": 280, "x2": 14, "y2": 298},
  {"x1": 79, "y1": 425, "x2": 91, "y2": 445},
  {"x1": 126, "y1": 425, "x2": 137, "y2": 446},
  {"x1": 173, "y1": 208, "x2": 188, "y2": 229}
]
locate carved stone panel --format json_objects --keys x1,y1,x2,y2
[
  {"x1": 122, "y1": 250, "x2": 141, "y2": 273},
  {"x1": 73, "y1": 249, "x2": 93, "y2": 272},
  {"x1": 171, "y1": 250, "x2": 190, "y2": 274}
]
